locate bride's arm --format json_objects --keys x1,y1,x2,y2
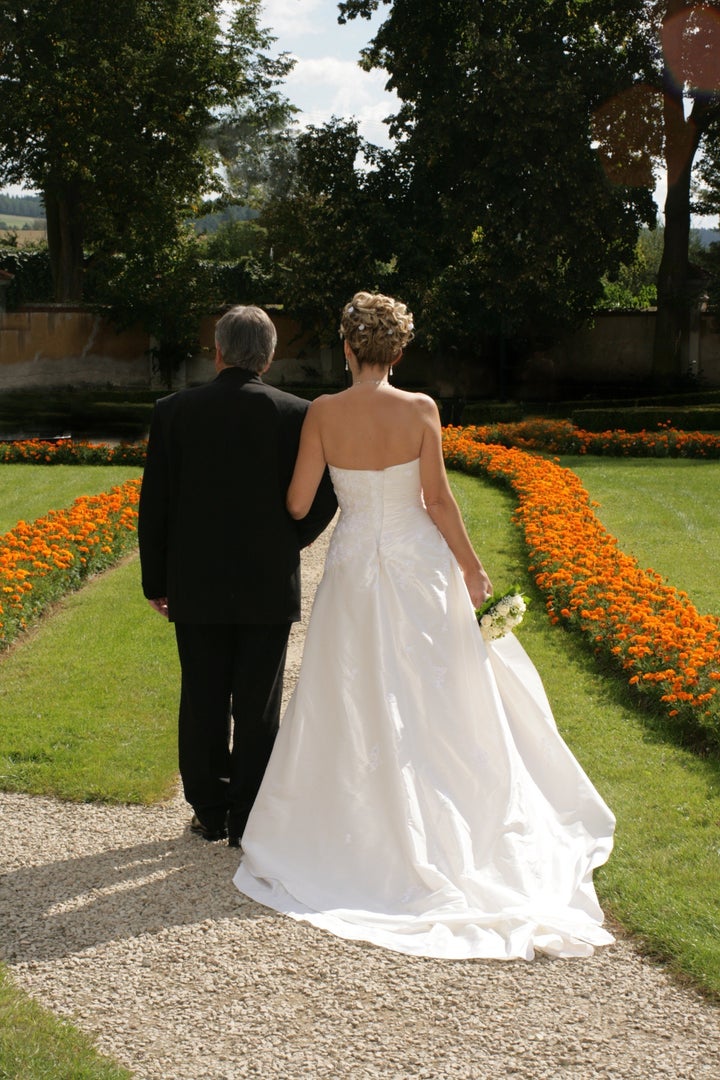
[
  {"x1": 418, "y1": 399, "x2": 493, "y2": 607},
  {"x1": 287, "y1": 400, "x2": 329, "y2": 520}
]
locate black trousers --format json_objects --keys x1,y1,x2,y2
[{"x1": 173, "y1": 622, "x2": 291, "y2": 835}]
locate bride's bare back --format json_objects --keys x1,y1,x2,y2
[{"x1": 315, "y1": 383, "x2": 433, "y2": 471}]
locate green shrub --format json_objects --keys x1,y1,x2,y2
[
  {"x1": 572, "y1": 406, "x2": 720, "y2": 432},
  {"x1": 462, "y1": 401, "x2": 526, "y2": 425},
  {"x1": 0, "y1": 246, "x2": 53, "y2": 307}
]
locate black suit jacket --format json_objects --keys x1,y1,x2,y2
[{"x1": 138, "y1": 367, "x2": 337, "y2": 624}]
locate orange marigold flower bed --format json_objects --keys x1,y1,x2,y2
[
  {"x1": 0, "y1": 479, "x2": 141, "y2": 651},
  {"x1": 443, "y1": 427, "x2": 720, "y2": 751},
  {"x1": 0, "y1": 439, "x2": 147, "y2": 466},
  {"x1": 462, "y1": 418, "x2": 720, "y2": 458},
  {"x1": 0, "y1": 420, "x2": 717, "y2": 465}
]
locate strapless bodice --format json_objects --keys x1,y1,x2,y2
[
  {"x1": 324, "y1": 458, "x2": 449, "y2": 587},
  {"x1": 328, "y1": 458, "x2": 425, "y2": 519}
]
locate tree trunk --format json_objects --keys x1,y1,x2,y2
[
  {"x1": 652, "y1": 21, "x2": 703, "y2": 390},
  {"x1": 44, "y1": 183, "x2": 84, "y2": 302}
]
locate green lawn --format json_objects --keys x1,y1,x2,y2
[
  {"x1": 0, "y1": 459, "x2": 719, "y2": 1079},
  {"x1": 0, "y1": 968, "x2": 131, "y2": 1080},
  {"x1": 562, "y1": 456, "x2": 720, "y2": 616},
  {"x1": 450, "y1": 464, "x2": 720, "y2": 998},
  {"x1": 0, "y1": 465, "x2": 142, "y2": 535},
  {"x1": 0, "y1": 553, "x2": 179, "y2": 802}
]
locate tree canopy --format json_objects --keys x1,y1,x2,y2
[
  {"x1": 335, "y1": 1, "x2": 720, "y2": 389},
  {"x1": 0, "y1": 0, "x2": 292, "y2": 301},
  {"x1": 255, "y1": 119, "x2": 399, "y2": 343},
  {"x1": 651, "y1": 1, "x2": 720, "y2": 384},
  {"x1": 333, "y1": 0, "x2": 656, "y2": 386},
  {"x1": 0, "y1": 192, "x2": 44, "y2": 219}
]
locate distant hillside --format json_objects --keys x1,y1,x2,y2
[
  {"x1": 0, "y1": 192, "x2": 45, "y2": 219},
  {"x1": 194, "y1": 203, "x2": 257, "y2": 233},
  {"x1": 693, "y1": 227, "x2": 720, "y2": 248}
]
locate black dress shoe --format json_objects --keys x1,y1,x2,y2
[
  {"x1": 226, "y1": 811, "x2": 247, "y2": 850},
  {"x1": 189, "y1": 814, "x2": 227, "y2": 842}
]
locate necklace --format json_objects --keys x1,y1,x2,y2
[{"x1": 352, "y1": 377, "x2": 388, "y2": 387}]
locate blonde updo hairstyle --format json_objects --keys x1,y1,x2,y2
[{"x1": 340, "y1": 291, "x2": 414, "y2": 370}]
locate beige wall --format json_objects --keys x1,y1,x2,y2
[
  {"x1": 0, "y1": 307, "x2": 152, "y2": 389},
  {"x1": 2, "y1": 305, "x2": 720, "y2": 394},
  {"x1": 0, "y1": 307, "x2": 345, "y2": 391},
  {"x1": 519, "y1": 311, "x2": 720, "y2": 395}
]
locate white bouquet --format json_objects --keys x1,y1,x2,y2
[{"x1": 476, "y1": 587, "x2": 530, "y2": 641}]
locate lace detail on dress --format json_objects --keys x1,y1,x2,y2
[{"x1": 324, "y1": 460, "x2": 451, "y2": 591}]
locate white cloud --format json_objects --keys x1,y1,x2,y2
[
  {"x1": 260, "y1": 0, "x2": 332, "y2": 42},
  {"x1": 285, "y1": 56, "x2": 397, "y2": 144},
  {"x1": 255, "y1": 2, "x2": 399, "y2": 144}
]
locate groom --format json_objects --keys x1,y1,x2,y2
[{"x1": 138, "y1": 305, "x2": 337, "y2": 847}]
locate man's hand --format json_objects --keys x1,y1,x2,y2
[{"x1": 148, "y1": 598, "x2": 169, "y2": 618}]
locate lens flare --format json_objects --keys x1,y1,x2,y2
[
  {"x1": 591, "y1": 84, "x2": 663, "y2": 187},
  {"x1": 662, "y1": 6, "x2": 720, "y2": 93}
]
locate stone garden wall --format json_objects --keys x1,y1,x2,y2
[{"x1": 1, "y1": 305, "x2": 720, "y2": 396}]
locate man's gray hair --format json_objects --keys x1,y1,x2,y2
[{"x1": 215, "y1": 305, "x2": 278, "y2": 372}]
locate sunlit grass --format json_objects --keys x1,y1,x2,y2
[
  {"x1": 451, "y1": 469, "x2": 720, "y2": 999},
  {"x1": 0, "y1": 967, "x2": 131, "y2": 1080},
  {"x1": 0, "y1": 552, "x2": 178, "y2": 803},
  {"x1": 563, "y1": 456, "x2": 720, "y2": 617},
  {"x1": 0, "y1": 464, "x2": 142, "y2": 535}
]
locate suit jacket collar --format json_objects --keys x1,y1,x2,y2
[{"x1": 215, "y1": 366, "x2": 263, "y2": 387}]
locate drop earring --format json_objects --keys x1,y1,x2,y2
[{"x1": 389, "y1": 366, "x2": 394, "y2": 379}]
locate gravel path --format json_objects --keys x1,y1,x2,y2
[{"x1": 2, "y1": 534, "x2": 719, "y2": 1080}]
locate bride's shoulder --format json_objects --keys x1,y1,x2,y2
[
  {"x1": 306, "y1": 390, "x2": 353, "y2": 423},
  {"x1": 403, "y1": 390, "x2": 439, "y2": 415},
  {"x1": 306, "y1": 392, "x2": 337, "y2": 412}
]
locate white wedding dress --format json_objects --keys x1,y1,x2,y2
[{"x1": 233, "y1": 459, "x2": 615, "y2": 960}]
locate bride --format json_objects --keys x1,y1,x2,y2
[{"x1": 233, "y1": 291, "x2": 615, "y2": 960}]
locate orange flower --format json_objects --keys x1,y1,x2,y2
[
  {"x1": 0, "y1": 479, "x2": 141, "y2": 651},
  {"x1": 443, "y1": 426, "x2": 720, "y2": 750}
]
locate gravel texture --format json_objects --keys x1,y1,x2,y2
[{"x1": 2, "y1": 534, "x2": 720, "y2": 1079}]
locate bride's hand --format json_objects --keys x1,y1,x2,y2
[{"x1": 464, "y1": 566, "x2": 493, "y2": 609}]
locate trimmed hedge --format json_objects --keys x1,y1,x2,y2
[
  {"x1": 461, "y1": 402, "x2": 526, "y2": 425},
  {"x1": 572, "y1": 405, "x2": 720, "y2": 432},
  {"x1": 0, "y1": 390, "x2": 160, "y2": 439},
  {"x1": 0, "y1": 247, "x2": 53, "y2": 306}
]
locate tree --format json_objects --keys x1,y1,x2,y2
[
  {"x1": 88, "y1": 227, "x2": 221, "y2": 387},
  {"x1": 340, "y1": 1, "x2": 720, "y2": 391},
  {"x1": 0, "y1": 0, "x2": 292, "y2": 302},
  {"x1": 255, "y1": 118, "x2": 399, "y2": 343},
  {"x1": 337, "y1": 0, "x2": 656, "y2": 391},
  {"x1": 653, "y1": 1, "x2": 720, "y2": 384},
  {"x1": 206, "y1": 105, "x2": 299, "y2": 210},
  {"x1": 597, "y1": 226, "x2": 710, "y2": 310}
]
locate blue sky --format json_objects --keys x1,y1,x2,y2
[{"x1": 259, "y1": 0, "x2": 398, "y2": 147}]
